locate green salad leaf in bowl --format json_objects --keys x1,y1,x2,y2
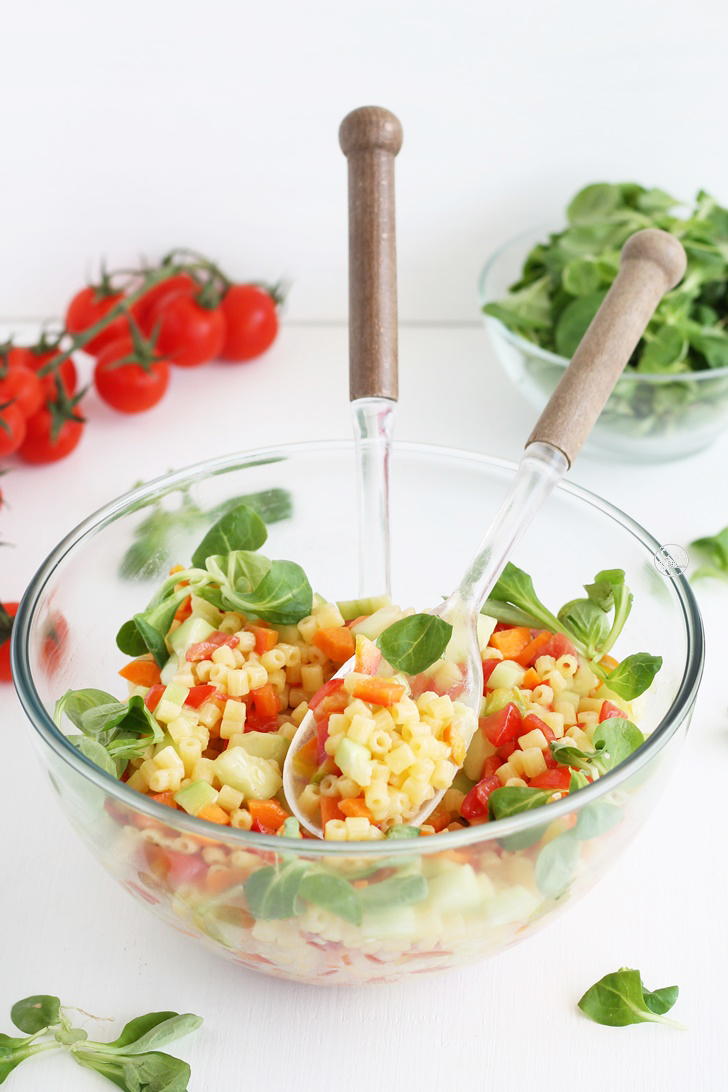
[{"x1": 480, "y1": 183, "x2": 728, "y2": 460}]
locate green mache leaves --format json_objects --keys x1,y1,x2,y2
[
  {"x1": 297, "y1": 871, "x2": 362, "y2": 926},
  {"x1": 190, "y1": 503, "x2": 267, "y2": 568},
  {"x1": 377, "y1": 614, "x2": 453, "y2": 674},
  {"x1": 551, "y1": 717, "x2": 644, "y2": 778},
  {"x1": 220, "y1": 559, "x2": 312, "y2": 625},
  {"x1": 488, "y1": 786, "x2": 555, "y2": 820},
  {"x1": 55, "y1": 690, "x2": 164, "y2": 777},
  {"x1": 578, "y1": 967, "x2": 685, "y2": 1029},
  {"x1": 605, "y1": 653, "x2": 662, "y2": 700},
  {"x1": 557, "y1": 598, "x2": 609, "y2": 659},
  {"x1": 691, "y1": 524, "x2": 728, "y2": 580},
  {"x1": 11, "y1": 995, "x2": 61, "y2": 1035}
]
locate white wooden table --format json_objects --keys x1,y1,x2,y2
[{"x1": 1, "y1": 324, "x2": 726, "y2": 1090}]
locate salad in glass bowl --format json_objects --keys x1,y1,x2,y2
[{"x1": 12, "y1": 442, "x2": 703, "y2": 984}]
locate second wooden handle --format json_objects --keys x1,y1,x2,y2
[
  {"x1": 340, "y1": 106, "x2": 403, "y2": 402},
  {"x1": 527, "y1": 228, "x2": 687, "y2": 464}
]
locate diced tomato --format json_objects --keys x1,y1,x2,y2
[
  {"x1": 354, "y1": 634, "x2": 381, "y2": 675},
  {"x1": 316, "y1": 715, "x2": 330, "y2": 765},
  {"x1": 528, "y1": 767, "x2": 571, "y2": 790},
  {"x1": 186, "y1": 632, "x2": 239, "y2": 662},
  {"x1": 481, "y1": 702, "x2": 523, "y2": 747},
  {"x1": 541, "y1": 632, "x2": 578, "y2": 660},
  {"x1": 249, "y1": 625, "x2": 279, "y2": 655},
  {"x1": 482, "y1": 659, "x2": 500, "y2": 688},
  {"x1": 144, "y1": 684, "x2": 165, "y2": 712},
  {"x1": 497, "y1": 739, "x2": 517, "y2": 760},
  {"x1": 599, "y1": 700, "x2": 624, "y2": 723},
  {"x1": 543, "y1": 749, "x2": 558, "y2": 769},
  {"x1": 251, "y1": 819, "x2": 277, "y2": 835},
  {"x1": 348, "y1": 676, "x2": 405, "y2": 707},
  {"x1": 251, "y1": 682, "x2": 281, "y2": 718},
  {"x1": 184, "y1": 684, "x2": 217, "y2": 708},
  {"x1": 244, "y1": 711, "x2": 280, "y2": 733},
  {"x1": 461, "y1": 775, "x2": 501, "y2": 820},
  {"x1": 320, "y1": 795, "x2": 345, "y2": 827},
  {"x1": 521, "y1": 711, "x2": 556, "y2": 743},
  {"x1": 309, "y1": 678, "x2": 345, "y2": 716},
  {"x1": 143, "y1": 844, "x2": 208, "y2": 890},
  {"x1": 482, "y1": 754, "x2": 503, "y2": 777}
]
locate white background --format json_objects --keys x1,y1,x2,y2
[{"x1": 2, "y1": 2, "x2": 728, "y2": 1091}]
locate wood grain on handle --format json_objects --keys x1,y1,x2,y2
[
  {"x1": 527, "y1": 229, "x2": 687, "y2": 464},
  {"x1": 339, "y1": 106, "x2": 403, "y2": 402}
]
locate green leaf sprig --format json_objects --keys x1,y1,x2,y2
[
  {"x1": 483, "y1": 562, "x2": 661, "y2": 699},
  {"x1": 690, "y1": 524, "x2": 728, "y2": 580},
  {"x1": 54, "y1": 689, "x2": 164, "y2": 777},
  {"x1": 377, "y1": 614, "x2": 453, "y2": 675},
  {"x1": 0, "y1": 994, "x2": 202, "y2": 1088},
  {"x1": 578, "y1": 967, "x2": 685, "y2": 1029},
  {"x1": 550, "y1": 718, "x2": 645, "y2": 779}
]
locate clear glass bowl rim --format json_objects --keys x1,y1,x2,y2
[
  {"x1": 12, "y1": 439, "x2": 704, "y2": 857},
  {"x1": 478, "y1": 224, "x2": 728, "y2": 383}
]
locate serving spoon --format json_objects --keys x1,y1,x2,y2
[
  {"x1": 342, "y1": 106, "x2": 403, "y2": 599},
  {"x1": 283, "y1": 227, "x2": 687, "y2": 838}
]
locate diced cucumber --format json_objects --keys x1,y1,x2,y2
[
  {"x1": 350, "y1": 606, "x2": 408, "y2": 640},
  {"x1": 484, "y1": 686, "x2": 528, "y2": 716},
  {"x1": 360, "y1": 906, "x2": 418, "y2": 941},
  {"x1": 337, "y1": 595, "x2": 392, "y2": 622},
  {"x1": 463, "y1": 729, "x2": 496, "y2": 781},
  {"x1": 160, "y1": 653, "x2": 180, "y2": 686},
  {"x1": 168, "y1": 616, "x2": 216, "y2": 656},
  {"x1": 189, "y1": 596, "x2": 224, "y2": 628},
  {"x1": 162, "y1": 683, "x2": 190, "y2": 708},
  {"x1": 451, "y1": 768, "x2": 476, "y2": 795},
  {"x1": 488, "y1": 659, "x2": 526, "y2": 691},
  {"x1": 477, "y1": 613, "x2": 497, "y2": 651},
  {"x1": 484, "y1": 885, "x2": 540, "y2": 926},
  {"x1": 174, "y1": 780, "x2": 218, "y2": 816},
  {"x1": 334, "y1": 738, "x2": 372, "y2": 786},
  {"x1": 238, "y1": 731, "x2": 289, "y2": 765},
  {"x1": 214, "y1": 746, "x2": 282, "y2": 800},
  {"x1": 426, "y1": 864, "x2": 483, "y2": 915}
]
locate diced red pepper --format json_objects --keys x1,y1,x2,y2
[
  {"x1": 248, "y1": 625, "x2": 279, "y2": 655},
  {"x1": 482, "y1": 659, "x2": 500, "y2": 689},
  {"x1": 144, "y1": 684, "x2": 165, "y2": 712},
  {"x1": 309, "y1": 678, "x2": 346, "y2": 716},
  {"x1": 186, "y1": 632, "x2": 239, "y2": 662},
  {"x1": 316, "y1": 715, "x2": 331, "y2": 765},
  {"x1": 251, "y1": 819, "x2": 277, "y2": 835},
  {"x1": 184, "y1": 684, "x2": 217, "y2": 709},
  {"x1": 251, "y1": 682, "x2": 281, "y2": 718},
  {"x1": 481, "y1": 702, "x2": 523, "y2": 747},
  {"x1": 461, "y1": 775, "x2": 501, "y2": 820},
  {"x1": 599, "y1": 700, "x2": 624, "y2": 723},
  {"x1": 521, "y1": 711, "x2": 556, "y2": 743},
  {"x1": 528, "y1": 767, "x2": 571, "y2": 790}
]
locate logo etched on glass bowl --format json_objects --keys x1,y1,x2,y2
[{"x1": 654, "y1": 544, "x2": 689, "y2": 576}]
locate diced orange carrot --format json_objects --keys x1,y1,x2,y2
[
  {"x1": 427, "y1": 806, "x2": 451, "y2": 833},
  {"x1": 251, "y1": 683, "x2": 281, "y2": 718},
  {"x1": 521, "y1": 667, "x2": 542, "y2": 690},
  {"x1": 419, "y1": 827, "x2": 436, "y2": 836},
  {"x1": 354, "y1": 634, "x2": 382, "y2": 675},
  {"x1": 348, "y1": 676, "x2": 406, "y2": 707},
  {"x1": 118, "y1": 659, "x2": 162, "y2": 687},
  {"x1": 515, "y1": 630, "x2": 552, "y2": 667},
  {"x1": 490, "y1": 626, "x2": 532, "y2": 659},
  {"x1": 313, "y1": 626, "x2": 356, "y2": 664},
  {"x1": 600, "y1": 654, "x2": 619, "y2": 671},
  {"x1": 440, "y1": 849, "x2": 471, "y2": 863},
  {"x1": 248, "y1": 799, "x2": 290, "y2": 831},
  {"x1": 204, "y1": 866, "x2": 252, "y2": 895},
  {"x1": 149, "y1": 791, "x2": 178, "y2": 809},
  {"x1": 249, "y1": 625, "x2": 279, "y2": 655},
  {"x1": 338, "y1": 798, "x2": 374, "y2": 821},
  {"x1": 293, "y1": 737, "x2": 318, "y2": 779},
  {"x1": 320, "y1": 795, "x2": 345, "y2": 826},
  {"x1": 443, "y1": 724, "x2": 466, "y2": 765},
  {"x1": 174, "y1": 596, "x2": 192, "y2": 622},
  {"x1": 197, "y1": 804, "x2": 231, "y2": 826}
]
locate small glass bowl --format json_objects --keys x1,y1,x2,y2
[
  {"x1": 480, "y1": 226, "x2": 728, "y2": 461},
  {"x1": 12, "y1": 442, "x2": 703, "y2": 985}
]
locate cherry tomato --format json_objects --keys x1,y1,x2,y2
[
  {"x1": 66, "y1": 286, "x2": 130, "y2": 356},
  {"x1": 220, "y1": 284, "x2": 279, "y2": 362},
  {"x1": 0, "y1": 403, "x2": 26, "y2": 456},
  {"x1": 18, "y1": 406, "x2": 84, "y2": 464},
  {"x1": 0, "y1": 602, "x2": 18, "y2": 683},
  {"x1": 94, "y1": 337, "x2": 170, "y2": 414},
  {"x1": 27, "y1": 351, "x2": 78, "y2": 399},
  {"x1": 153, "y1": 293, "x2": 226, "y2": 367},
  {"x1": 0, "y1": 364, "x2": 43, "y2": 418},
  {"x1": 135, "y1": 273, "x2": 197, "y2": 336}
]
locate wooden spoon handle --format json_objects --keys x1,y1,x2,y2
[
  {"x1": 527, "y1": 228, "x2": 687, "y2": 464},
  {"x1": 339, "y1": 106, "x2": 403, "y2": 402}
]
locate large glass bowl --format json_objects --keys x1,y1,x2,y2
[
  {"x1": 480, "y1": 226, "x2": 728, "y2": 461},
  {"x1": 12, "y1": 442, "x2": 703, "y2": 985}
]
